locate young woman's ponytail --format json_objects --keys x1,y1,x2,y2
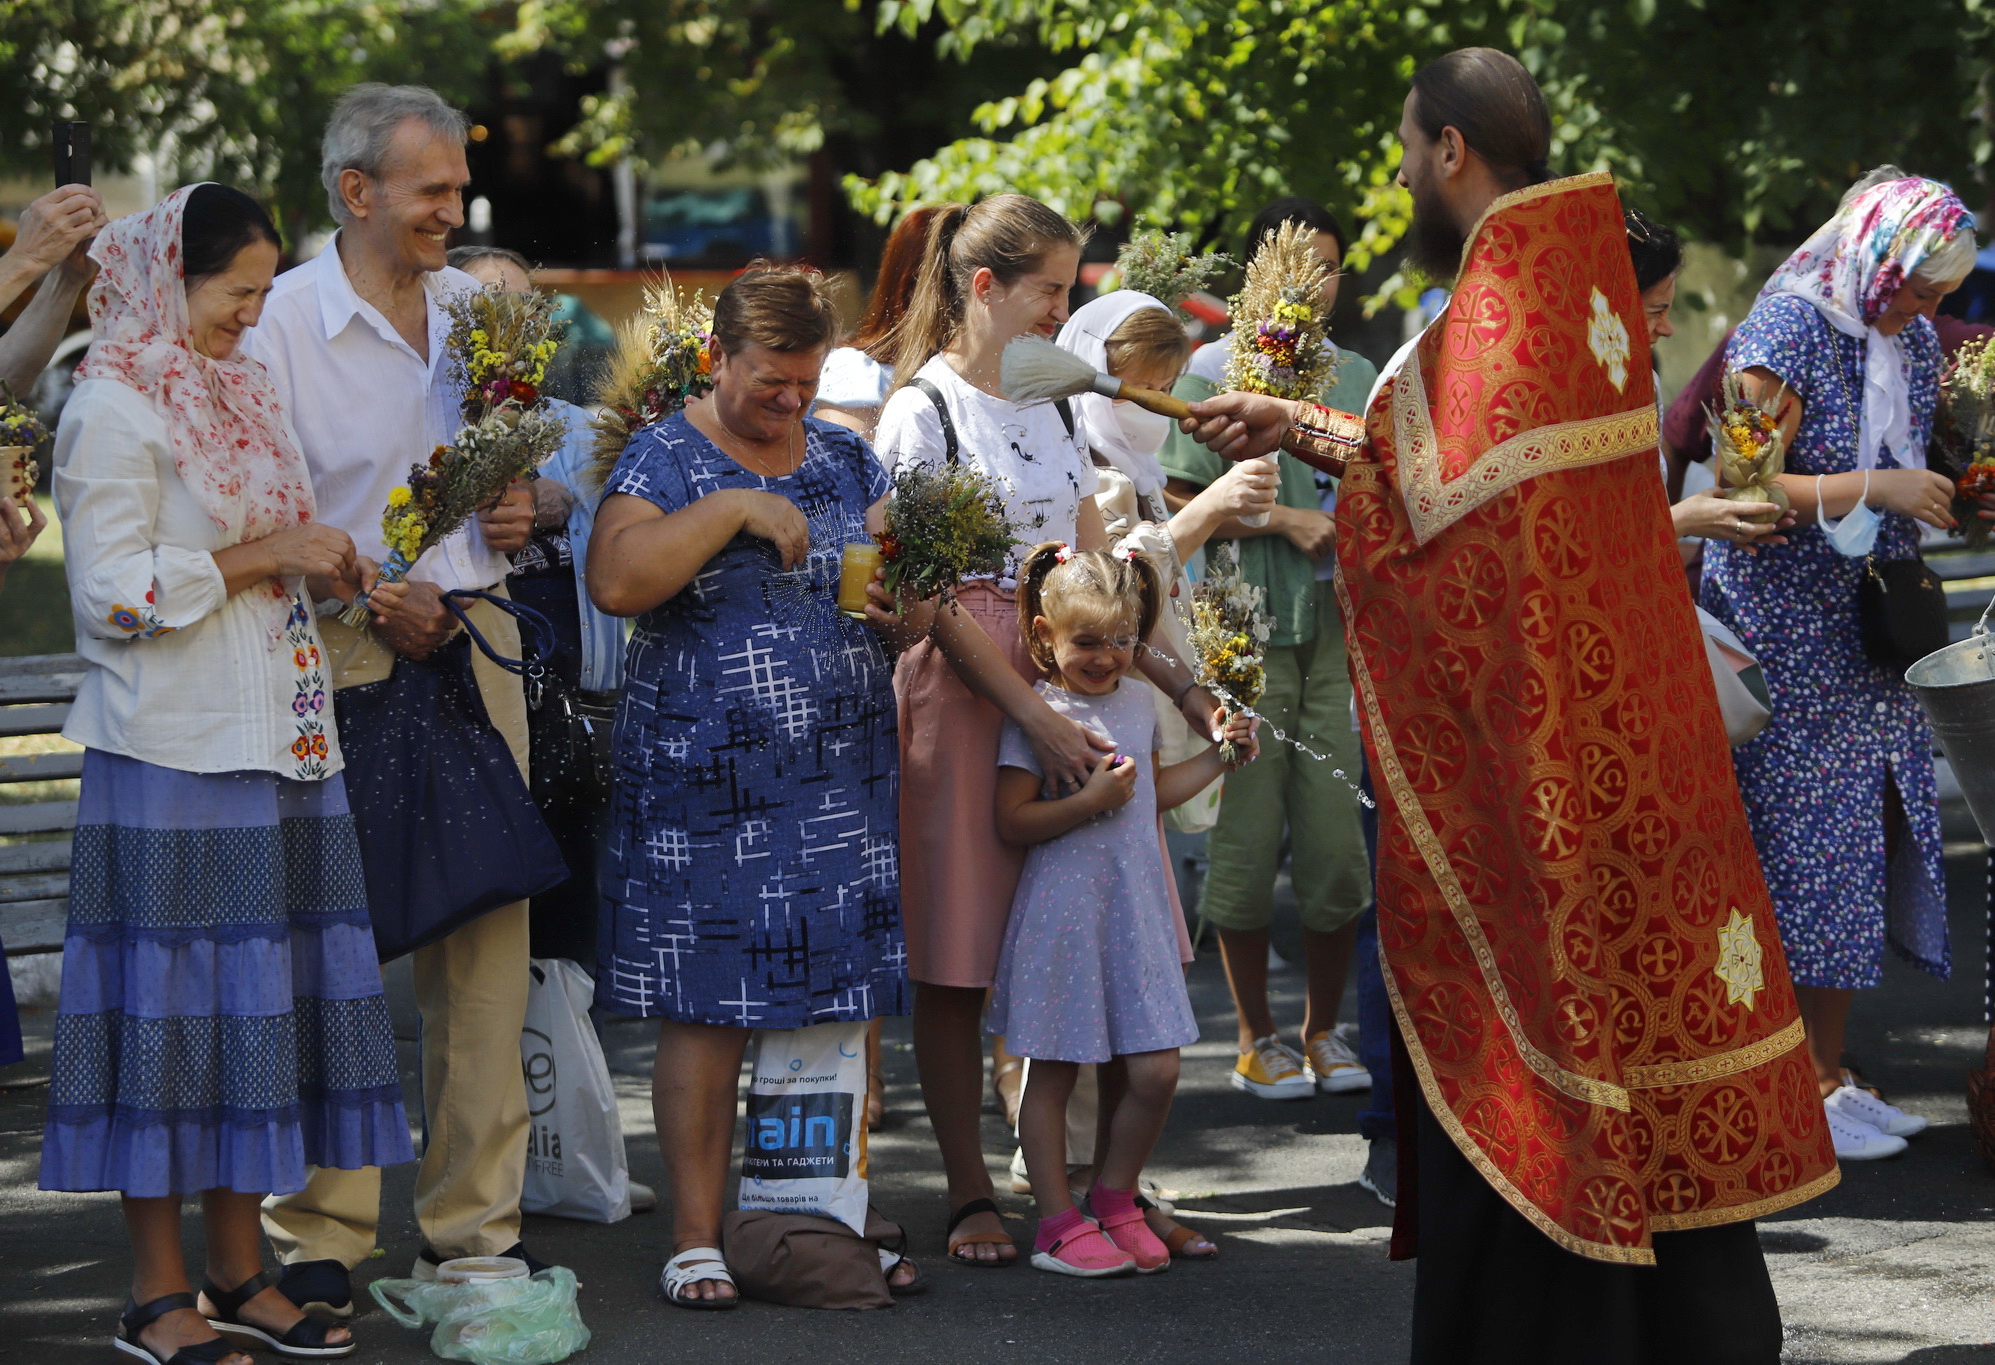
[{"x1": 885, "y1": 193, "x2": 1088, "y2": 392}]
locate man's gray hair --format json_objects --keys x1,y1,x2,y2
[{"x1": 321, "y1": 83, "x2": 470, "y2": 225}]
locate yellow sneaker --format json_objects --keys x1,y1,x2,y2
[
  {"x1": 1231, "y1": 1035, "x2": 1314, "y2": 1100},
  {"x1": 1305, "y1": 1029, "x2": 1372, "y2": 1094}
]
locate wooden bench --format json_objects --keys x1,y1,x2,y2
[{"x1": 0, "y1": 652, "x2": 85, "y2": 963}]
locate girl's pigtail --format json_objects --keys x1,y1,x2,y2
[
  {"x1": 1016, "y1": 540, "x2": 1068, "y2": 674},
  {"x1": 1122, "y1": 548, "x2": 1166, "y2": 647}
]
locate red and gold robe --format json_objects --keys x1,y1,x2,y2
[{"x1": 1333, "y1": 172, "x2": 1838, "y2": 1264}]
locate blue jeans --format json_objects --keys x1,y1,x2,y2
[{"x1": 1355, "y1": 762, "x2": 1396, "y2": 1142}]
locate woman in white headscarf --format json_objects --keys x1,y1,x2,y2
[{"x1": 1707, "y1": 168, "x2": 1977, "y2": 1161}]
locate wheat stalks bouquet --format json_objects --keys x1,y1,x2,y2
[
  {"x1": 1706, "y1": 371, "x2": 1792, "y2": 533},
  {"x1": 1935, "y1": 334, "x2": 1995, "y2": 547},
  {"x1": 342, "y1": 287, "x2": 568, "y2": 625},
  {"x1": 1187, "y1": 544, "x2": 1272, "y2": 763},
  {"x1": 588, "y1": 275, "x2": 715, "y2": 489},
  {"x1": 1222, "y1": 221, "x2": 1340, "y2": 526}
]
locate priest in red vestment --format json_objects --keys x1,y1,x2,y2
[{"x1": 1181, "y1": 47, "x2": 1837, "y2": 1364}]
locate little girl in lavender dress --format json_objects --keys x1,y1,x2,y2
[{"x1": 988, "y1": 544, "x2": 1252, "y2": 1279}]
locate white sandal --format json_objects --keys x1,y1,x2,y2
[{"x1": 661, "y1": 1246, "x2": 738, "y2": 1310}]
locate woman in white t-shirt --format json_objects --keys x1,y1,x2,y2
[{"x1": 872, "y1": 194, "x2": 1243, "y2": 1268}]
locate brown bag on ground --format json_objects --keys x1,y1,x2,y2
[{"x1": 719, "y1": 1206, "x2": 905, "y2": 1310}]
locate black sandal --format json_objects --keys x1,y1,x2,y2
[
  {"x1": 945, "y1": 1196, "x2": 1017, "y2": 1267},
  {"x1": 114, "y1": 1293, "x2": 240, "y2": 1365},
  {"x1": 874, "y1": 1223, "x2": 931, "y2": 1297},
  {"x1": 202, "y1": 1269, "x2": 355, "y2": 1359}
]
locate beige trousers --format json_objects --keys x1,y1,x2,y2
[{"x1": 262, "y1": 594, "x2": 533, "y2": 1265}]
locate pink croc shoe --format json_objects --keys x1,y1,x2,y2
[
  {"x1": 1030, "y1": 1223, "x2": 1137, "y2": 1278},
  {"x1": 1096, "y1": 1206, "x2": 1171, "y2": 1274}
]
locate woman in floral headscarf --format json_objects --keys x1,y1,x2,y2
[
  {"x1": 41, "y1": 184, "x2": 411, "y2": 1365},
  {"x1": 1704, "y1": 169, "x2": 1978, "y2": 1163}
]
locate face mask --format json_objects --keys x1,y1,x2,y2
[
  {"x1": 1111, "y1": 401, "x2": 1173, "y2": 456},
  {"x1": 1820, "y1": 469, "x2": 1880, "y2": 558}
]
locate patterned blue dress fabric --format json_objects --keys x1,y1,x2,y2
[
  {"x1": 597, "y1": 414, "x2": 908, "y2": 1027},
  {"x1": 1702, "y1": 294, "x2": 1948, "y2": 988},
  {"x1": 39, "y1": 751, "x2": 411, "y2": 1195}
]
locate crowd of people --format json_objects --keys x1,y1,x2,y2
[{"x1": 0, "y1": 42, "x2": 1977, "y2": 1365}]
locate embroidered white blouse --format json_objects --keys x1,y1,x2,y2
[{"x1": 54, "y1": 378, "x2": 342, "y2": 780}]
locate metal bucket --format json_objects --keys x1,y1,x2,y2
[{"x1": 1907, "y1": 626, "x2": 1995, "y2": 844}]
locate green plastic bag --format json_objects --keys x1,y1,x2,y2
[{"x1": 370, "y1": 1268, "x2": 590, "y2": 1365}]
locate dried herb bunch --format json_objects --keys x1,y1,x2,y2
[
  {"x1": 1186, "y1": 544, "x2": 1272, "y2": 764},
  {"x1": 1111, "y1": 229, "x2": 1232, "y2": 314},
  {"x1": 1707, "y1": 370, "x2": 1792, "y2": 515},
  {"x1": 878, "y1": 463, "x2": 1019, "y2": 605},
  {"x1": 1937, "y1": 334, "x2": 1995, "y2": 546}
]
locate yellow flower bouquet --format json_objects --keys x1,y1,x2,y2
[
  {"x1": 1187, "y1": 545, "x2": 1272, "y2": 764},
  {"x1": 343, "y1": 287, "x2": 568, "y2": 625}
]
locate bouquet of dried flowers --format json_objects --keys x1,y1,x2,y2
[
  {"x1": 1935, "y1": 334, "x2": 1995, "y2": 546},
  {"x1": 1223, "y1": 219, "x2": 1338, "y2": 401},
  {"x1": 0, "y1": 385, "x2": 49, "y2": 501},
  {"x1": 589, "y1": 275, "x2": 714, "y2": 488},
  {"x1": 1186, "y1": 544, "x2": 1271, "y2": 764},
  {"x1": 1707, "y1": 371, "x2": 1792, "y2": 517},
  {"x1": 876, "y1": 463, "x2": 1018, "y2": 606},
  {"x1": 1106, "y1": 229, "x2": 1232, "y2": 315},
  {"x1": 343, "y1": 287, "x2": 568, "y2": 624}
]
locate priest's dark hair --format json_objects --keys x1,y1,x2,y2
[
  {"x1": 181, "y1": 183, "x2": 281, "y2": 283},
  {"x1": 1409, "y1": 47, "x2": 1552, "y2": 190},
  {"x1": 1245, "y1": 197, "x2": 1347, "y2": 261},
  {"x1": 1623, "y1": 208, "x2": 1683, "y2": 293}
]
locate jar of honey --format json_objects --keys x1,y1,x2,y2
[{"x1": 836, "y1": 540, "x2": 884, "y2": 619}]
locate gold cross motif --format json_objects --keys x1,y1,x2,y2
[
  {"x1": 1713, "y1": 908, "x2": 1765, "y2": 1010},
  {"x1": 1587, "y1": 288, "x2": 1631, "y2": 393}
]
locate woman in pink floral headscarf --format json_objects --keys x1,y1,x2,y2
[
  {"x1": 41, "y1": 184, "x2": 411, "y2": 1365},
  {"x1": 1705, "y1": 169, "x2": 1978, "y2": 1165}
]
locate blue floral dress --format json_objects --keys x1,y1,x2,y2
[
  {"x1": 596, "y1": 414, "x2": 909, "y2": 1027},
  {"x1": 1700, "y1": 292, "x2": 1948, "y2": 988}
]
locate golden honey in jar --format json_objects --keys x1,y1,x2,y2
[{"x1": 836, "y1": 540, "x2": 884, "y2": 619}]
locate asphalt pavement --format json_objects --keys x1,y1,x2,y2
[{"x1": 3, "y1": 816, "x2": 1994, "y2": 1363}]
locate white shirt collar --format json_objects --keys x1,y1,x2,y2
[{"x1": 308, "y1": 234, "x2": 464, "y2": 372}]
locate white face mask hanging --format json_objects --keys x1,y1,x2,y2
[
  {"x1": 1111, "y1": 400, "x2": 1174, "y2": 457},
  {"x1": 1819, "y1": 468, "x2": 1880, "y2": 558}
]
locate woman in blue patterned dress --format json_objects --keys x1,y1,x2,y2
[
  {"x1": 1704, "y1": 170, "x2": 1978, "y2": 1159},
  {"x1": 589, "y1": 268, "x2": 933, "y2": 1308}
]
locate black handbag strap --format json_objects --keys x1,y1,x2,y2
[
  {"x1": 910, "y1": 377, "x2": 959, "y2": 466},
  {"x1": 440, "y1": 588, "x2": 557, "y2": 678}
]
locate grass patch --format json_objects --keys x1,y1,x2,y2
[{"x1": 1, "y1": 494, "x2": 74, "y2": 659}]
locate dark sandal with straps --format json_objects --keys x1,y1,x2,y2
[
  {"x1": 203, "y1": 1269, "x2": 356, "y2": 1359},
  {"x1": 115, "y1": 1293, "x2": 241, "y2": 1365},
  {"x1": 945, "y1": 1197, "x2": 1017, "y2": 1267}
]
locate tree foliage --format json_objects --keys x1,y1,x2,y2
[
  {"x1": 849, "y1": 0, "x2": 1995, "y2": 275},
  {"x1": 0, "y1": 2, "x2": 499, "y2": 236}
]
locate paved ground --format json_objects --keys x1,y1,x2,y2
[{"x1": 4, "y1": 816, "x2": 1995, "y2": 1364}]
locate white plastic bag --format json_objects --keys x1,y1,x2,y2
[
  {"x1": 737, "y1": 1020, "x2": 869, "y2": 1234},
  {"x1": 519, "y1": 959, "x2": 631, "y2": 1222}
]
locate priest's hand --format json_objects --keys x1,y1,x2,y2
[{"x1": 1179, "y1": 392, "x2": 1300, "y2": 462}]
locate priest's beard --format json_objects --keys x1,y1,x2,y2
[{"x1": 1403, "y1": 181, "x2": 1467, "y2": 285}]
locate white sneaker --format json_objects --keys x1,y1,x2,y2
[
  {"x1": 1824, "y1": 1084, "x2": 1927, "y2": 1139},
  {"x1": 1231, "y1": 1035, "x2": 1315, "y2": 1099},
  {"x1": 1305, "y1": 1030, "x2": 1372, "y2": 1094},
  {"x1": 1826, "y1": 1104, "x2": 1908, "y2": 1161}
]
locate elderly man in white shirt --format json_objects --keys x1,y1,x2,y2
[{"x1": 244, "y1": 83, "x2": 544, "y2": 1314}]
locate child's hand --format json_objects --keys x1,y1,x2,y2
[
  {"x1": 1216, "y1": 708, "x2": 1260, "y2": 767},
  {"x1": 1081, "y1": 751, "x2": 1139, "y2": 813}
]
